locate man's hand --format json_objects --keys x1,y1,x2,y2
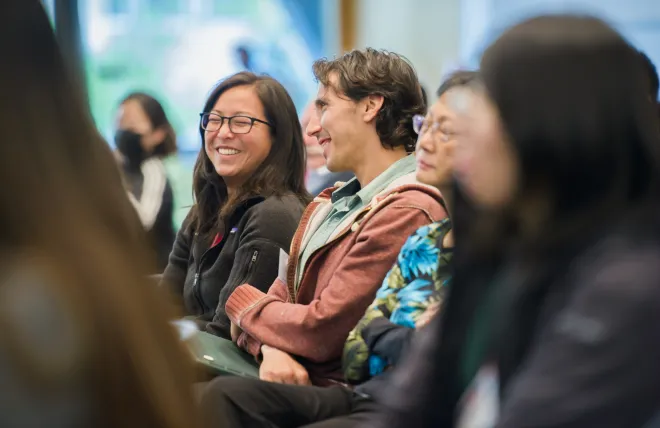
[
  {"x1": 259, "y1": 345, "x2": 311, "y2": 385},
  {"x1": 230, "y1": 321, "x2": 243, "y2": 342}
]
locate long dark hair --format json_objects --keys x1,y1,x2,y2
[
  {"x1": 479, "y1": 15, "x2": 660, "y2": 257},
  {"x1": 0, "y1": 3, "x2": 197, "y2": 428},
  {"x1": 120, "y1": 92, "x2": 177, "y2": 156},
  {"x1": 470, "y1": 13, "x2": 660, "y2": 389},
  {"x1": 190, "y1": 72, "x2": 310, "y2": 242}
]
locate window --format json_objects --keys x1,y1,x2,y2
[
  {"x1": 212, "y1": 0, "x2": 251, "y2": 16},
  {"x1": 147, "y1": 0, "x2": 181, "y2": 14},
  {"x1": 82, "y1": 0, "x2": 324, "y2": 151},
  {"x1": 104, "y1": 0, "x2": 130, "y2": 14},
  {"x1": 81, "y1": 0, "x2": 330, "y2": 228}
]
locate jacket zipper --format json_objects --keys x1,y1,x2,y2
[
  {"x1": 238, "y1": 249, "x2": 259, "y2": 286},
  {"x1": 192, "y1": 247, "x2": 213, "y2": 312},
  {"x1": 191, "y1": 200, "x2": 265, "y2": 312},
  {"x1": 194, "y1": 249, "x2": 259, "y2": 311}
]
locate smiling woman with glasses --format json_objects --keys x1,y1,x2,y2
[{"x1": 160, "y1": 72, "x2": 310, "y2": 340}]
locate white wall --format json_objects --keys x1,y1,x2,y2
[
  {"x1": 352, "y1": 0, "x2": 660, "y2": 98},
  {"x1": 353, "y1": 0, "x2": 462, "y2": 93},
  {"x1": 460, "y1": 0, "x2": 660, "y2": 87}
]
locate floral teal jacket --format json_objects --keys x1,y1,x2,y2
[{"x1": 343, "y1": 218, "x2": 453, "y2": 384}]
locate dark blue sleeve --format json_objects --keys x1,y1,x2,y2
[{"x1": 362, "y1": 317, "x2": 415, "y2": 367}]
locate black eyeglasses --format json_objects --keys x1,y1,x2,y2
[{"x1": 199, "y1": 112, "x2": 272, "y2": 134}]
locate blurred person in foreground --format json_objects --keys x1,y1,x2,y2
[
  {"x1": 115, "y1": 92, "x2": 177, "y2": 272},
  {"x1": 0, "y1": 2, "x2": 198, "y2": 428},
  {"x1": 300, "y1": 102, "x2": 353, "y2": 196},
  {"x1": 370, "y1": 15, "x2": 660, "y2": 428}
]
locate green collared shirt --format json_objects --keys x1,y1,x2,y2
[{"x1": 295, "y1": 155, "x2": 417, "y2": 290}]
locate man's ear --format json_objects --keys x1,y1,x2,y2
[{"x1": 362, "y1": 94, "x2": 384, "y2": 123}]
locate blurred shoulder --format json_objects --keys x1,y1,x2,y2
[
  {"x1": 380, "y1": 185, "x2": 447, "y2": 221},
  {"x1": 568, "y1": 227, "x2": 660, "y2": 307}
]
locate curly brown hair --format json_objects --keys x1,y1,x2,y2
[{"x1": 312, "y1": 48, "x2": 426, "y2": 152}]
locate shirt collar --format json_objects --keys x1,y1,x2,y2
[
  {"x1": 331, "y1": 176, "x2": 361, "y2": 203},
  {"x1": 329, "y1": 154, "x2": 416, "y2": 204}
]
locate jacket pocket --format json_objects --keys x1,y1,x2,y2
[{"x1": 238, "y1": 249, "x2": 259, "y2": 285}]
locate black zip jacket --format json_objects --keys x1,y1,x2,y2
[{"x1": 161, "y1": 194, "x2": 305, "y2": 339}]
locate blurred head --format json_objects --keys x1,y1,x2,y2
[
  {"x1": 414, "y1": 71, "x2": 479, "y2": 188},
  {"x1": 455, "y1": 15, "x2": 659, "y2": 238},
  {"x1": 0, "y1": 3, "x2": 196, "y2": 428},
  {"x1": 192, "y1": 72, "x2": 309, "y2": 240},
  {"x1": 451, "y1": 84, "x2": 516, "y2": 209},
  {"x1": 115, "y1": 92, "x2": 177, "y2": 163},
  {"x1": 308, "y1": 48, "x2": 425, "y2": 173},
  {"x1": 300, "y1": 103, "x2": 325, "y2": 171}
]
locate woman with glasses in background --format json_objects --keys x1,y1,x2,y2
[{"x1": 160, "y1": 72, "x2": 310, "y2": 339}]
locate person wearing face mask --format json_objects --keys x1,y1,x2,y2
[{"x1": 115, "y1": 92, "x2": 177, "y2": 272}]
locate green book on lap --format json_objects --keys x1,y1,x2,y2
[{"x1": 188, "y1": 330, "x2": 260, "y2": 378}]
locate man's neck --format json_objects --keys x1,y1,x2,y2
[{"x1": 354, "y1": 147, "x2": 408, "y2": 187}]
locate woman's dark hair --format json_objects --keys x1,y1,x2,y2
[
  {"x1": 190, "y1": 72, "x2": 310, "y2": 241},
  {"x1": 120, "y1": 92, "x2": 177, "y2": 156},
  {"x1": 0, "y1": 3, "x2": 198, "y2": 428},
  {"x1": 479, "y1": 15, "x2": 660, "y2": 253},
  {"x1": 463, "y1": 14, "x2": 660, "y2": 392}
]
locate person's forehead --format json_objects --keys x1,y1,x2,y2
[
  {"x1": 430, "y1": 93, "x2": 458, "y2": 117},
  {"x1": 316, "y1": 73, "x2": 343, "y2": 98},
  {"x1": 117, "y1": 100, "x2": 149, "y2": 125},
  {"x1": 121, "y1": 99, "x2": 144, "y2": 116},
  {"x1": 444, "y1": 87, "x2": 474, "y2": 116}
]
